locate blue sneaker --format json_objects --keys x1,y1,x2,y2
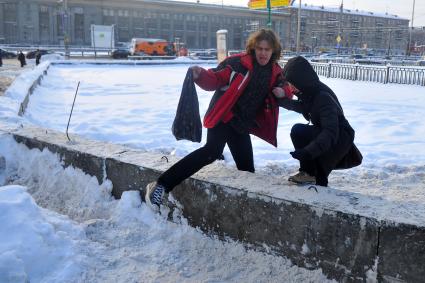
[{"x1": 145, "y1": 182, "x2": 165, "y2": 211}]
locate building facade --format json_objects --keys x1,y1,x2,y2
[
  {"x1": 0, "y1": 0, "x2": 410, "y2": 54},
  {"x1": 283, "y1": 4, "x2": 409, "y2": 54}
]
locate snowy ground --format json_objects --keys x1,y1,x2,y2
[{"x1": 0, "y1": 59, "x2": 424, "y2": 282}]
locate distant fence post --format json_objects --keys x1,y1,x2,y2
[
  {"x1": 385, "y1": 66, "x2": 390, "y2": 84},
  {"x1": 327, "y1": 63, "x2": 332, "y2": 78},
  {"x1": 354, "y1": 65, "x2": 359, "y2": 81}
]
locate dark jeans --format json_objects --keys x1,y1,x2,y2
[
  {"x1": 290, "y1": 123, "x2": 352, "y2": 187},
  {"x1": 158, "y1": 122, "x2": 254, "y2": 192}
]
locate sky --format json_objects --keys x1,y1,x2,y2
[
  {"x1": 1, "y1": 56, "x2": 425, "y2": 281},
  {"x1": 170, "y1": 0, "x2": 425, "y2": 26}
]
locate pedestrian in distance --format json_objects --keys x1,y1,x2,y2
[
  {"x1": 273, "y1": 56, "x2": 362, "y2": 187},
  {"x1": 144, "y1": 29, "x2": 291, "y2": 211},
  {"x1": 0, "y1": 49, "x2": 3, "y2": 67},
  {"x1": 35, "y1": 49, "x2": 41, "y2": 66},
  {"x1": 18, "y1": 51, "x2": 26, "y2": 67}
]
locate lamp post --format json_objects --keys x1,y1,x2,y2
[
  {"x1": 267, "y1": 0, "x2": 272, "y2": 27},
  {"x1": 387, "y1": 29, "x2": 392, "y2": 57},
  {"x1": 311, "y1": 36, "x2": 317, "y2": 54},
  {"x1": 407, "y1": 0, "x2": 416, "y2": 56},
  {"x1": 296, "y1": 0, "x2": 301, "y2": 55},
  {"x1": 337, "y1": 0, "x2": 343, "y2": 54},
  {"x1": 58, "y1": 0, "x2": 70, "y2": 58}
]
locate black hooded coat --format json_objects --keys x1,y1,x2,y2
[{"x1": 279, "y1": 56, "x2": 362, "y2": 173}]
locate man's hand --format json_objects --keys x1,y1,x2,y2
[
  {"x1": 272, "y1": 87, "x2": 286, "y2": 98},
  {"x1": 273, "y1": 84, "x2": 294, "y2": 99},
  {"x1": 290, "y1": 149, "x2": 312, "y2": 161},
  {"x1": 191, "y1": 66, "x2": 202, "y2": 80}
]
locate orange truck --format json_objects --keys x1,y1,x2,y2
[{"x1": 130, "y1": 38, "x2": 176, "y2": 56}]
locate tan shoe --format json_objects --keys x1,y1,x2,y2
[{"x1": 288, "y1": 171, "x2": 316, "y2": 184}]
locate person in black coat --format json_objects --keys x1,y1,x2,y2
[
  {"x1": 35, "y1": 49, "x2": 41, "y2": 66},
  {"x1": 18, "y1": 51, "x2": 26, "y2": 67},
  {"x1": 273, "y1": 56, "x2": 360, "y2": 187},
  {"x1": 0, "y1": 50, "x2": 3, "y2": 67}
]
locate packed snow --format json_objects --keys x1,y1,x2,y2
[{"x1": 0, "y1": 59, "x2": 424, "y2": 282}]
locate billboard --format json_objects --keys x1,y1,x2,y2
[
  {"x1": 91, "y1": 25, "x2": 114, "y2": 49},
  {"x1": 248, "y1": 0, "x2": 290, "y2": 9}
]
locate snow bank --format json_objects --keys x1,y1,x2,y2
[
  {"x1": 0, "y1": 185, "x2": 84, "y2": 283},
  {"x1": 0, "y1": 134, "x2": 334, "y2": 282}
]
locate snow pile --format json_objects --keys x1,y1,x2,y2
[
  {"x1": 0, "y1": 135, "x2": 115, "y2": 222},
  {"x1": 0, "y1": 185, "x2": 85, "y2": 283},
  {"x1": 4, "y1": 61, "x2": 49, "y2": 102},
  {"x1": 0, "y1": 134, "x2": 334, "y2": 282}
]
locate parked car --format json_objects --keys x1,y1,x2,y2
[
  {"x1": 26, "y1": 49, "x2": 49, "y2": 59},
  {"x1": 111, "y1": 49, "x2": 130, "y2": 59},
  {"x1": 350, "y1": 54, "x2": 364, "y2": 59},
  {"x1": 189, "y1": 49, "x2": 217, "y2": 60},
  {"x1": 0, "y1": 48, "x2": 17, "y2": 58}
]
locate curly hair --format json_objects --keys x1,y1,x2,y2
[{"x1": 245, "y1": 29, "x2": 282, "y2": 63}]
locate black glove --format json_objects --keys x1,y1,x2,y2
[{"x1": 290, "y1": 149, "x2": 312, "y2": 161}]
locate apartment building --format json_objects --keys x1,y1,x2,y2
[{"x1": 283, "y1": 4, "x2": 409, "y2": 53}]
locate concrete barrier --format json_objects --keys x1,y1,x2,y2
[
  {"x1": 18, "y1": 64, "x2": 50, "y2": 116},
  {"x1": 4, "y1": 125, "x2": 423, "y2": 283}
]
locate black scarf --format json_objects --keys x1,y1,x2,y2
[{"x1": 230, "y1": 59, "x2": 272, "y2": 134}]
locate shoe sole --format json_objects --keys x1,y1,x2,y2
[
  {"x1": 145, "y1": 183, "x2": 160, "y2": 212},
  {"x1": 288, "y1": 177, "x2": 315, "y2": 185}
]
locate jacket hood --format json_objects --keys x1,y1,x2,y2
[{"x1": 282, "y1": 56, "x2": 320, "y2": 95}]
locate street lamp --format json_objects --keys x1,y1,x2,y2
[
  {"x1": 407, "y1": 0, "x2": 416, "y2": 56},
  {"x1": 296, "y1": 0, "x2": 301, "y2": 54},
  {"x1": 311, "y1": 36, "x2": 317, "y2": 54},
  {"x1": 57, "y1": 0, "x2": 70, "y2": 58},
  {"x1": 387, "y1": 29, "x2": 392, "y2": 57}
]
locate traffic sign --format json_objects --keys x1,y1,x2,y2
[
  {"x1": 336, "y1": 35, "x2": 341, "y2": 43},
  {"x1": 248, "y1": 0, "x2": 290, "y2": 9}
]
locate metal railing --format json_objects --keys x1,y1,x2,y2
[{"x1": 303, "y1": 62, "x2": 425, "y2": 86}]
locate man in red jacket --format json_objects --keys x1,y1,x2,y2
[{"x1": 145, "y1": 29, "x2": 291, "y2": 211}]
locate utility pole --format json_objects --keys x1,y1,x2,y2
[
  {"x1": 387, "y1": 29, "x2": 392, "y2": 57},
  {"x1": 58, "y1": 0, "x2": 70, "y2": 58},
  {"x1": 407, "y1": 0, "x2": 416, "y2": 56},
  {"x1": 267, "y1": 0, "x2": 272, "y2": 27},
  {"x1": 296, "y1": 0, "x2": 301, "y2": 54},
  {"x1": 337, "y1": 0, "x2": 343, "y2": 54}
]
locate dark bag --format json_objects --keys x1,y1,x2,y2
[
  {"x1": 335, "y1": 143, "x2": 363, "y2": 170},
  {"x1": 171, "y1": 68, "x2": 202, "y2": 142}
]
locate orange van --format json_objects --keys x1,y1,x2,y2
[{"x1": 130, "y1": 38, "x2": 175, "y2": 56}]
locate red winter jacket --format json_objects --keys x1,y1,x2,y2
[{"x1": 194, "y1": 53, "x2": 285, "y2": 147}]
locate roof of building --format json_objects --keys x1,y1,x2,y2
[
  {"x1": 291, "y1": 3, "x2": 409, "y2": 21},
  {"x1": 141, "y1": 0, "x2": 408, "y2": 21}
]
